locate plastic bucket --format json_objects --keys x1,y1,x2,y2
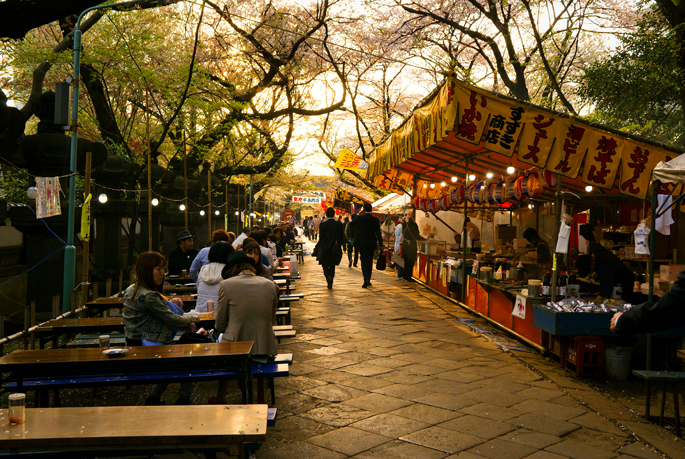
[{"x1": 604, "y1": 346, "x2": 632, "y2": 380}]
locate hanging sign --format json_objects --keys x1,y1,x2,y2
[
  {"x1": 292, "y1": 196, "x2": 323, "y2": 204},
  {"x1": 334, "y1": 148, "x2": 369, "y2": 173},
  {"x1": 513, "y1": 295, "x2": 527, "y2": 319},
  {"x1": 35, "y1": 177, "x2": 62, "y2": 218},
  {"x1": 80, "y1": 193, "x2": 92, "y2": 241}
]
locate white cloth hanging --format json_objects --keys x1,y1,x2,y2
[
  {"x1": 555, "y1": 222, "x2": 571, "y2": 254},
  {"x1": 655, "y1": 195, "x2": 674, "y2": 235},
  {"x1": 634, "y1": 221, "x2": 650, "y2": 255}
]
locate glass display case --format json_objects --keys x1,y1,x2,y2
[{"x1": 419, "y1": 239, "x2": 446, "y2": 255}]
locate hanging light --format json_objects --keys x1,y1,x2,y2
[
  {"x1": 468, "y1": 174, "x2": 476, "y2": 181},
  {"x1": 451, "y1": 176, "x2": 458, "y2": 182},
  {"x1": 486, "y1": 171, "x2": 493, "y2": 179},
  {"x1": 199, "y1": 210, "x2": 205, "y2": 216},
  {"x1": 528, "y1": 204, "x2": 533, "y2": 209},
  {"x1": 440, "y1": 181, "x2": 446, "y2": 187},
  {"x1": 235, "y1": 211, "x2": 239, "y2": 215},
  {"x1": 27, "y1": 186, "x2": 38, "y2": 200},
  {"x1": 98, "y1": 193, "x2": 108, "y2": 203},
  {"x1": 429, "y1": 183, "x2": 435, "y2": 189},
  {"x1": 151, "y1": 198, "x2": 159, "y2": 206},
  {"x1": 423, "y1": 184, "x2": 428, "y2": 188},
  {"x1": 507, "y1": 166, "x2": 515, "y2": 174},
  {"x1": 179, "y1": 204, "x2": 186, "y2": 211},
  {"x1": 585, "y1": 185, "x2": 593, "y2": 192},
  {"x1": 215, "y1": 210, "x2": 220, "y2": 216}
]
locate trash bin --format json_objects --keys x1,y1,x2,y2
[{"x1": 604, "y1": 346, "x2": 632, "y2": 380}]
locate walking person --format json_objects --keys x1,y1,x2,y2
[
  {"x1": 311, "y1": 214, "x2": 321, "y2": 240},
  {"x1": 352, "y1": 203, "x2": 383, "y2": 288},
  {"x1": 394, "y1": 216, "x2": 404, "y2": 279},
  {"x1": 401, "y1": 211, "x2": 423, "y2": 282},
  {"x1": 316, "y1": 207, "x2": 345, "y2": 289},
  {"x1": 345, "y1": 214, "x2": 359, "y2": 267}
]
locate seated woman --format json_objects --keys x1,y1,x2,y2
[
  {"x1": 238, "y1": 239, "x2": 274, "y2": 281},
  {"x1": 250, "y1": 230, "x2": 276, "y2": 272},
  {"x1": 195, "y1": 241, "x2": 233, "y2": 312},
  {"x1": 214, "y1": 251, "x2": 279, "y2": 403},
  {"x1": 123, "y1": 251, "x2": 200, "y2": 405}
]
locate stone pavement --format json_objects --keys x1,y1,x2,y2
[{"x1": 254, "y1": 245, "x2": 684, "y2": 459}]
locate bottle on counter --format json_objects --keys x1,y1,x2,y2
[
  {"x1": 558, "y1": 271, "x2": 567, "y2": 298},
  {"x1": 568, "y1": 270, "x2": 577, "y2": 285},
  {"x1": 541, "y1": 270, "x2": 551, "y2": 297}
]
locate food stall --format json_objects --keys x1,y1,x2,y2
[{"x1": 364, "y1": 74, "x2": 683, "y2": 362}]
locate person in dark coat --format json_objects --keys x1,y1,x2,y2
[
  {"x1": 316, "y1": 207, "x2": 346, "y2": 289},
  {"x1": 401, "y1": 210, "x2": 423, "y2": 282},
  {"x1": 168, "y1": 230, "x2": 199, "y2": 275},
  {"x1": 345, "y1": 214, "x2": 359, "y2": 267},
  {"x1": 611, "y1": 270, "x2": 685, "y2": 335},
  {"x1": 352, "y1": 202, "x2": 383, "y2": 288}
]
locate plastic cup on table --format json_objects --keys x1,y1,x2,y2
[
  {"x1": 99, "y1": 334, "x2": 110, "y2": 350},
  {"x1": 8, "y1": 393, "x2": 25, "y2": 424}
]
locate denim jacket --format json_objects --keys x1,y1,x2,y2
[{"x1": 123, "y1": 284, "x2": 197, "y2": 343}]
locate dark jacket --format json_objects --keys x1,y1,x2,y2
[
  {"x1": 352, "y1": 213, "x2": 383, "y2": 250},
  {"x1": 168, "y1": 246, "x2": 198, "y2": 275},
  {"x1": 590, "y1": 244, "x2": 634, "y2": 299},
  {"x1": 402, "y1": 219, "x2": 423, "y2": 255},
  {"x1": 316, "y1": 217, "x2": 345, "y2": 266},
  {"x1": 615, "y1": 270, "x2": 685, "y2": 336}
]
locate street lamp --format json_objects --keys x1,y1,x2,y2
[{"x1": 62, "y1": 0, "x2": 182, "y2": 311}]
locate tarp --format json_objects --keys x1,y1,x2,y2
[
  {"x1": 373, "y1": 193, "x2": 411, "y2": 215},
  {"x1": 366, "y1": 76, "x2": 682, "y2": 201},
  {"x1": 653, "y1": 153, "x2": 685, "y2": 185}
]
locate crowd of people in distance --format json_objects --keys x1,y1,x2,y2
[{"x1": 122, "y1": 222, "x2": 299, "y2": 405}]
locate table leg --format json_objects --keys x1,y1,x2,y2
[
  {"x1": 645, "y1": 381, "x2": 651, "y2": 419},
  {"x1": 674, "y1": 381, "x2": 680, "y2": 437},
  {"x1": 660, "y1": 381, "x2": 667, "y2": 426}
]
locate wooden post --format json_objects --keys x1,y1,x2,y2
[
  {"x1": 23, "y1": 305, "x2": 29, "y2": 350},
  {"x1": 71, "y1": 290, "x2": 76, "y2": 315},
  {"x1": 82, "y1": 151, "x2": 92, "y2": 308},
  {"x1": 225, "y1": 182, "x2": 229, "y2": 230},
  {"x1": 106, "y1": 278, "x2": 112, "y2": 298},
  {"x1": 119, "y1": 269, "x2": 124, "y2": 296},
  {"x1": 0, "y1": 315, "x2": 4, "y2": 356},
  {"x1": 461, "y1": 159, "x2": 469, "y2": 303},
  {"x1": 184, "y1": 133, "x2": 189, "y2": 230},
  {"x1": 208, "y1": 167, "x2": 212, "y2": 241},
  {"x1": 30, "y1": 301, "x2": 36, "y2": 350},
  {"x1": 92, "y1": 281, "x2": 99, "y2": 300}
]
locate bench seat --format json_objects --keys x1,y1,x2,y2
[{"x1": 633, "y1": 370, "x2": 685, "y2": 437}]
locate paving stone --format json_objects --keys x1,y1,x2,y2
[
  {"x1": 446, "y1": 453, "x2": 490, "y2": 459},
  {"x1": 289, "y1": 363, "x2": 321, "y2": 375},
  {"x1": 354, "y1": 439, "x2": 449, "y2": 459},
  {"x1": 257, "y1": 440, "x2": 346, "y2": 459},
  {"x1": 343, "y1": 392, "x2": 413, "y2": 413},
  {"x1": 277, "y1": 375, "x2": 329, "y2": 392},
  {"x1": 351, "y1": 413, "x2": 431, "y2": 438},
  {"x1": 515, "y1": 387, "x2": 566, "y2": 401},
  {"x1": 459, "y1": 403, "x2": 523, "y2": 422},
  {"x1": 438, "y1": 369, "x2": 487, "y2": 383},
  {"x1": 412, "y1": 393, "x2": 479, "y2": 411},
  {"x1": 372, "y1": 383, "x2": 433, "y2": 400},
  {"x1": 497, "y1": 429, "x2": 562, "y2": 449},
  {"x1": 302, "y1": 383, "x2": 368, "y2": 402},
  {"x1": 305, "y1": 355, "x2": 359, "y2": 369},
  {"x1": 307, "y1": 347, "x2": 350, "y2": 356},
  {"x1": 460, "y1": 365, "x2": 517, "y2": 378},
  {"x1": 263, "y1": 415, "x2": 336, "y2": 444},
  {"x1": 391, "y1": 352, "x2": 436, "y2": 363},
  {"x1": 307, "y1": 426, "x2": 391, "y2": 456},
  {"x1": 365, "y1": 357, "x2": 413, "y2": 369},
  {"x1": 460, "y1": 388, "x2": 527, "y2": 408},
  {"x1": 277, "y1": 392, "x2": 325, "y2": 415},
  {"x1": 390, "y1": 403, "x2": 464, "y2": 424},
  {"x1": 424, "y1": 358, "x2": 473, "y2": 371},
  {"x1": 306, "y1": 369, "x2": 360, "y2": 384},
  {"x1": 439, "y1": 414, "x2": 516, "y2": 439},
  {"x1": 467, "y1": 438, "x2": 537, "y2": 459},
  {"x1": 615, "y1": 442, "x2": 664, "y2": 459},
  {"x1": 400, "y1": 363, "x2": 451, "y2": 375},
  {"x1": 299, "y1": 403, "x2": 375, "y2": 427},
  {"x1": 569, "y1": 412, "x2": 628, "y2": 437},
  {"x1": 465, "y1": 378, "x2": 531, "y2": 394},
  {"x1": 509, "y1": 414, "x2": 581, "y2": 437},
  {"x1": 509, "y1": 399, "x2": 588, "y2": 421},
  {"x1": 338, "y1": 375, "x2": 394, "y2": 391},
  {"x1": 366, "y1": 346, "x2": 405, "y2": 356},
  {"x1": 545, "y1": 439, "x2": 618, "y2": 459},
  {"x1": 400, "y1": 426, "x2": 486, "y2": 454},
  {"x1": 379, "y1": 368, "x2": 436, "y2": 385},
  {"x1": 519, "y1": 452, "x2": 569, "y2": 459},
  {"x1": 340, "y1": 362, "x2": 395, "y2": 376}
]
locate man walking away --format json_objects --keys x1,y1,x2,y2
[
  {"x1": 352, "y1": 203, "x2": 383, "y2": 288},
  {"x1": 345, "y1": 214, "x2": 359, "y2": 267},
  {"x1": 312, "y1": 215, "x2": 321, "y2": 240},
  {"x1": 316, "y1": 207, "x2": 346, "y2": 289}
]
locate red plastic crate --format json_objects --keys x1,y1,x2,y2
[
  {"x1": 549, "y1": 335, "x2": 567, "y2": 368},
  {"x1": 565, "y1": 336, "x2": 603, "y2": 377}
]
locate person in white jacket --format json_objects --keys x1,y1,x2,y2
[{"x1": 195, "y1": 242, "x2": 233, "y2": 312}]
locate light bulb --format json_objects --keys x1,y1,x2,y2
[
  {"x1": 27, "y1": 186, "x2": 38, "y2": 200},
  {"x1": 200, "y1": 210, "x2": 205, "y2": 216},
  {"x1": 585, "y1": 185, "x2": 593, "y2": 192},
  {"x1": 179, "y1": 204, "x2": 186, "y2": 211},
  {"x1": 215, "y1": 210, "x2": 220, "y2": 216},
  {"x1": 430, "y1": 183, "x2": 435, "y2": 189},
  {"x1": 528, "y1": 204, "x2": 533, "y2": 209},
  {"x1": 451, "y1": 176, "x2": 458, "y2": 182},
  {"x1": 486, "y1": 171, "x2": 493, "y2": 179},
  {"x1": 440, "y1": 181, "x2": 446, "y2": 187},
  {"x1": 507, "y1": 166, "x2": 515, "y2": 174},
  {"x1": 468, "y1": 174, "x2": 476, "y2": 181},
  {"x1": 423, "y1": 184, "x2": 428, "y2": 188},
  {"x1": 235, "y1": 211, "x2": 239, "y2": 215},
  {"x1": 151, "y1": 198, "x2": 159, "y2": 206},
  {"x1": 98, "y1": 193, "x2": 108, "y2": 203}
]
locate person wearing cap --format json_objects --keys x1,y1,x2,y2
[
  {"x1": 213, "y1": 250, "x2": 279, "y2": 404},
  {"x1": 168, "y1": 230, "x2": 199, "y2": 276}
]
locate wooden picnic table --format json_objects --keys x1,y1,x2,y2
[
  {"x1": 0, "y1": 342, "x2": 255, "y2": 404},
  {"x1": 0, "y1": 404, "x2": 267, "y2": 457},
  {"x1": 163, "y1": 284, "x2": 197, "y2": 294},
  {"x1": 164, "y1": 274, "x2": 194, "y2": 285},
  {"x1": 85, "y1": 295, "x2": 197, "y2": 316},
  {"x1": 35, "y1": 317, "x2": 126, "y2": 349}
]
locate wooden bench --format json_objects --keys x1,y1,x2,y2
[
  {"x1": 276, "y1": 307, "x2": 291, "y2": 325},
  {"x1": 0, "y1": 405, "x2": 267, "y2": 458},
  {"x1": 274, "y1": 329, "x2": 296, "y2": 342},
  {"x1": 633, "y1": 370, "x2": 685, "y2": 437}
]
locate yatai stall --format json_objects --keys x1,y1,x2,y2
[{"x1": 365, "y1": 75, "x2": 682, "y2": 352}]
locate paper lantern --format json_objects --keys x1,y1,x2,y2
[
  {"x1": 472, "y1": 185, "x2": 487, "y2": 204},
  {"x1": 431, "y1": 199, "x2": 441, "y2": 213},
  {"x1": 492, "y1": 182, "x2": 506, "y2": 204},
  {"x1": 451, "y1": 186, "x2": 465, "y2": 205},
  {"x1": 486, "y1": 183, "x2": 498, "y2": 205},
  {"x1": 421, "y1": 199, "x2": 431, "y2": 212},
  {"x1": 413, "y1": 196, "x2": 421, "y2": 208},
  {"x1": 443, "y1": 192, "x2": 454, "y2": 209},
  {"x1": 525, "y1": 174, "x2": 543, "y2": 198},
  {"x1": 537, "y1": 168, "x2": 557, "y2": 188}
]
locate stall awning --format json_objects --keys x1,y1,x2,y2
[
  {"x1": 653, "y1": 154, "x2": 685, "y2": 185},
  {"x1": 366, "y1": 76, "x2": 682, "y2": 200}
]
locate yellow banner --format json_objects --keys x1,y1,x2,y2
[
  {"x1": 517, "y1": 110, "x2": 562, "y2": 168},
  {"x1": 335, "y1": 148, "x2": 368, "y2": 173},
  {"x1": 546, "y1": 119, "x2": 591, "y2": 179},
  {"x1": 454, "y1": 84, "x2": 490, "y2": 145},
  {"x1": 80, "y1": 193, "x2": 92, "y2": 242},
  {"x1": 482, "y1": 97, "x2": 526, "y2": 157},
  {"x1": 375, "y1": 169, "x2": 412, "y2": 195},
  {"x1": 618, "y1": 140, "x2": 659, "y2": 199},
  {"x1": 581, "y1": 131, "x2": 624, "y2": 190}
]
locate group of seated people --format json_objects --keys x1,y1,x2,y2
[{"x1": 123, "y1": 226, "x2": 293, "y2": 405}]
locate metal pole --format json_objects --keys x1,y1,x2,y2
[
  {"x1": 461, "y1": 159, "x2": 469, "y2": 303},
  {"x1": 550, "y1": 174, "x2": 562, "y2": 302},
  {"x1": 146, "y1": 88, "x2": 152, "y2": 251},
  {"x1": 248, "y1": 174, "x2": 253, "y2": 227},
  {"x1": 647, "y1": 180, "x2": 658, "y2": 371},
  {"x1": 225, "y1": 182, "x2": 229, "y2": 230},
  {"x1": 81, "y1": 151, "x2": 92, "y2": 306},
  {"x1": 184, "y1": 137, "x2": 188, "y2": 230},
  {"x1": 207, "y1": 167, "x2": 212, "y2": 240}
]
